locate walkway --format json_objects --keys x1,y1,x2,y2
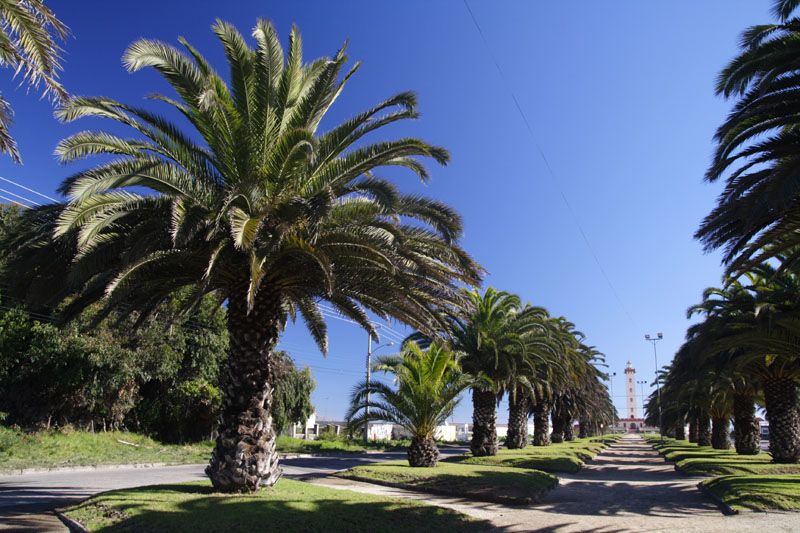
[{"x1": 314, "y1": 434, "x2": 800, "y2": 532}]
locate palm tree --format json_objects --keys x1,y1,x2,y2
[
  {"x1": 697, "y1": 0, "x2": 800, "y2": 273},
  {"x1": 346, "y1": 341, "x2": 468, "y2": 467},
  {"x1": 445, "y1": 288, "x2": 529, "y2": 457},
  {"x1": 505, "y1": 304, "x2": 560, "y2": 449},
  {"x1": 4, "y1": 21, "x2": 481, "y2": 491},
  {"x1": 0, "y1": 0, "x2": 68, "y2": 162}
]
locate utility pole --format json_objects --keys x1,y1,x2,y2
[
  {"x1": 645, "y1": 333, "x2": 664, "y2": 440},
  {"x1": 364, "y1": 331, "x2": 394, "y2": 445}
]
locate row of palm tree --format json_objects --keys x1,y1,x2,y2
[
  {"x1": 657, "y1": 0, "x2": 800, "y2": 465},
  {"x1": 346, "y1": 288, "x2": 616, "y2": 467},
  {"x1": 0, "y1": 15, "x2": 613, "y2": 489},
  {"x1": 646, "y1": 263, "x2": 800, "y2": 462}
]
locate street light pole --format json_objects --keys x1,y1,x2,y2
[
  {"x1": 637, "y1": 380, "x2": 647, "y2": 419},
  {"x1": 645, "y1": 332, "x2": 664, "y2": 440}
]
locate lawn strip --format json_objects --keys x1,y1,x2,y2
[
  {"x1": 61, "y1": 478, "x2": 491, "y2": 532},
  {"x1": 337, "y1": 459, "x2": 558, "y2": 504},
  {"x1": 701, "y1": 474, "x2": 800, "y2": 511}
]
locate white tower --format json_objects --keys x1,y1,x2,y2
[{"x1": 625, "y1": 361, "x2": 637, "y2": 418}]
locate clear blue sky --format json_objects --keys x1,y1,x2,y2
[{"x1": 0, "y1": 1, "x2": 772, "y2": 422}]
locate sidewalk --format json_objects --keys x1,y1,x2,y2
[{"x1": 313, "y1": 434, "x2": 800, "y2": 532}]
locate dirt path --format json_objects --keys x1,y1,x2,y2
[{"x1": 313, "y1": 434, "x2": 800, "y2": 532}]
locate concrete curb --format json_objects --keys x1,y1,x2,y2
[
  {"x1": 697, "y1": 482, "x2": 738, "y2": 516},
  {"x1": 55, "y1": 510, "x2": 89, "y2": 532}
]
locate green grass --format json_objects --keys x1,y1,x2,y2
[
  {"x1": 0, "y1": 427, "x2": 213, "y2": 472},
  {"x1": 337, "y1": 459, "x2": 558, "y2": 504},
  {"x1": 0, "y1": 427, "x2": 410, "y2": 472},
  {"x1": 646, "y1": 436, "x2": 800, "y2": 476},
  {"x1": 444, "y1": 436, "x2": 618, "y2": 473},
  {"x1": 276, "y1": 435, "x2": 409, "y2": 454},
  {"x1": 701, "y1": 475, "x2": 800, "y2": 511},
  {"x1": 61, "y1": 479, "x2": 491, "y2": 532}
]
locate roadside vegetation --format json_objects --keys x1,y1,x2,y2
[
  {"x1": 337, "y1": 460, "x2": 557, "y2": 504},
  {"x1": 647, "y1": 436, "x2": 800, "y2": 477},
  {"x1": 701, "y1": 475, "x2": 800, "y2": 512},
  {"x1": 448, "y1": 436, "x2": 621, "y2": 473},
  {"x1": 61, "y1": 479, "x2": 492, "y2": 532}
]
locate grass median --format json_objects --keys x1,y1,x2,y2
[
  {"x1": 337, "y1": 459, "x2": 558, "y2": 504},
  {"x1": 444, "y1": 436, "x2": 620, "y2": 473},
  {"x1": 701, "y1": 474, "x2": 800, "y2": 511},
  {"x1": 646, "y1": 436, "x2": 800, "y2": 476},
  {"x1": 61, "y1": 479, "x2": 492, "y2": 532}
]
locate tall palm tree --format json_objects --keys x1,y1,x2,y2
[
  {"x1": 445, "y1": 288, "x2": 529, "y2": 457},
  {"x1": 697, "y1": 0, "x2": 800, "y2": 273},
  {"x1": 346, "y1": 341, "x2": 468, "y2": 467},
  {"x1": 505, "y1": 304, "x2": 560, "y2": 449},
  {"x1": 0, "y1": 0, "x2": 68, "y2": 162},
  {"x1": 4, "y1": 21, "x2": 481, "y2": 491}
]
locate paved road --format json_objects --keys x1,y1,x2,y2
[
  {"x1": 0, "y1": 448, "x2": 466, "y2": 531},
  {"x1": 316, "y1": 435, "x2": 800, "y2": 532}
]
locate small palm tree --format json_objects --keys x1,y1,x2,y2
[
  {"x1": 346, "y1": 341, "x2": 469, "y2": 467},
  {"x1": 5, "y1": 20, "x2": 481, "y2": 492},
  {"x1": 0, "y1": 0, "x2": 68, "y2": 161}
]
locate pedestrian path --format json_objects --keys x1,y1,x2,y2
[{"x1": 314, "y1": 434, "x2": 800, "y2": 532}]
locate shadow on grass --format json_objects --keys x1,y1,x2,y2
[{"x1": 64, "y1": 481, "x2": 497, "y2": 532}]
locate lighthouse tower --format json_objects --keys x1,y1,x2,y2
[{"x1": 625, "y1": 361, "x2": 637, "y2": 419}]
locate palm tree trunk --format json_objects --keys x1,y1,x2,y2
[
  {"x1": 471, "y1": 387, "x2": 498, "y2": 456},
  {"x1": 733, "y1": 393, "x2": 760, "y2": 455},
  {"x1": 532, "y1": 399, "x2": 551, "y2": 446},
  {"x1": 506, "y1": 388, "x2": 529, "y2": 449},
  {"x1": 578, "y1": 418, "x2": 589, "y2": 439},
  {"x1": 697, "y1": 413, "x2": 711, "y2": 447},
  {"x1": 550, "y1": 406, "x2": 565, "y2": 443},
  {"x1": 764, "y1": 377, "x2": 800, "y2": 463},
  {"x1": 711, "y1": 417, "x2": 730, "y2": 450},
  {"x1": 408, "y1": 436, "x2": 439, "y2": 467},
  {"x1": 206, "y1": 287, "x2": 283, "y2": 492},
  {"x1": 688, "y1": 418, "x2": 698, "y2": 443},
  {"x1": 674, "y1": 422, "x2": 685, "y2": 440},
  {"x1": 563, "y1": 416, "x2": 575, "y2": 441}
]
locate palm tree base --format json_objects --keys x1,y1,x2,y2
[
  {"x1": 697, "y1": 415, "x2": 711, "y2": 447},
  {"x1": 711, "y1": 417, "x2": 731, "y2": 450},
  {"x1": 408, "y1": 436, "x2": 439, "y2": 467},
  {"x1": 532, "y1": 401, "x2": 551, "y2": 446},
  {"x1": 733, "y1": 394, "x2": 760, "y2": 455},
  {"x1": 471, "y1": 388, "x2": 498, "y2": 456},
  {"x1": 764, "y1": 377, "x2": 800, "y2": 463},
  {"x1": 506, "y1": 392, "x2": 529, "y2": 449}
]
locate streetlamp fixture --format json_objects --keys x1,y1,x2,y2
[
  {"x1": 365, "y1": 331, "x2": 394, "y2": 444},
  {"x1": 645, "y1": 332, "x2": 663, "y2": 440}
]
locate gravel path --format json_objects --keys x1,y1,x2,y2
[{"x1": 313, "y1": 434, "x2": 800, "y2": 532}]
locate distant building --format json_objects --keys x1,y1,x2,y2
[{"x1": 615, "y1": 361, "x2": 652, "y2": 433}]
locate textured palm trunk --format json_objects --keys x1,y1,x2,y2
[
  {"x1": 408, "y1": 436, "x2": 439, "y2": 467},
  {"x1": 563, "y1": 416, "x2": 575, "y2": 441},
  {"x1": 764, "y1": 377, "x2": 800, "y2": 463},
  {"x1": 711, "y1": 417, "x2": 731, "y2": 450},
  {"x1": 688, "y1": 418, "x2": 698, "y2": 443},
  {"x1": 733, "y1": 393, "x2": 760, "y2": 455},
  {"x1": 206, "y1": 288, "x2": 283, "y2": 492},
  {"x1": 471, "y1": 387, "x2": 498, "y2": 456},
  {"x1": 674, "y1": 422, "x2": 685, "y2": 441},
  {"x1": 506, "y1": 389, "x2": 529, "y2": 449},
  {"x1": 550, "y1": 407, "x2": 565, "y2": 444},
  {"x1": 578, "y1": 418, "x2": 589, "y2": 439},
  {"x1": 696, "y1": 413, "x2": 711, "y2": 447},
  {"x1": 532, "y1": 400, "x2": 551, "y2": 446}
]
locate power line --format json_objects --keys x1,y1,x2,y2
[
  {"x1": 0, "y1": 188, "x2": 40, "y2": 206},
  {"x1": 0, "y1": 176, "x2": 58, "y2": 202},
  {"x1": 461, "y1": 0, "x2": 638, "y2": 330},
  {"x1": 0, "y1": 194, "x2": 29, "y2": 208}
]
